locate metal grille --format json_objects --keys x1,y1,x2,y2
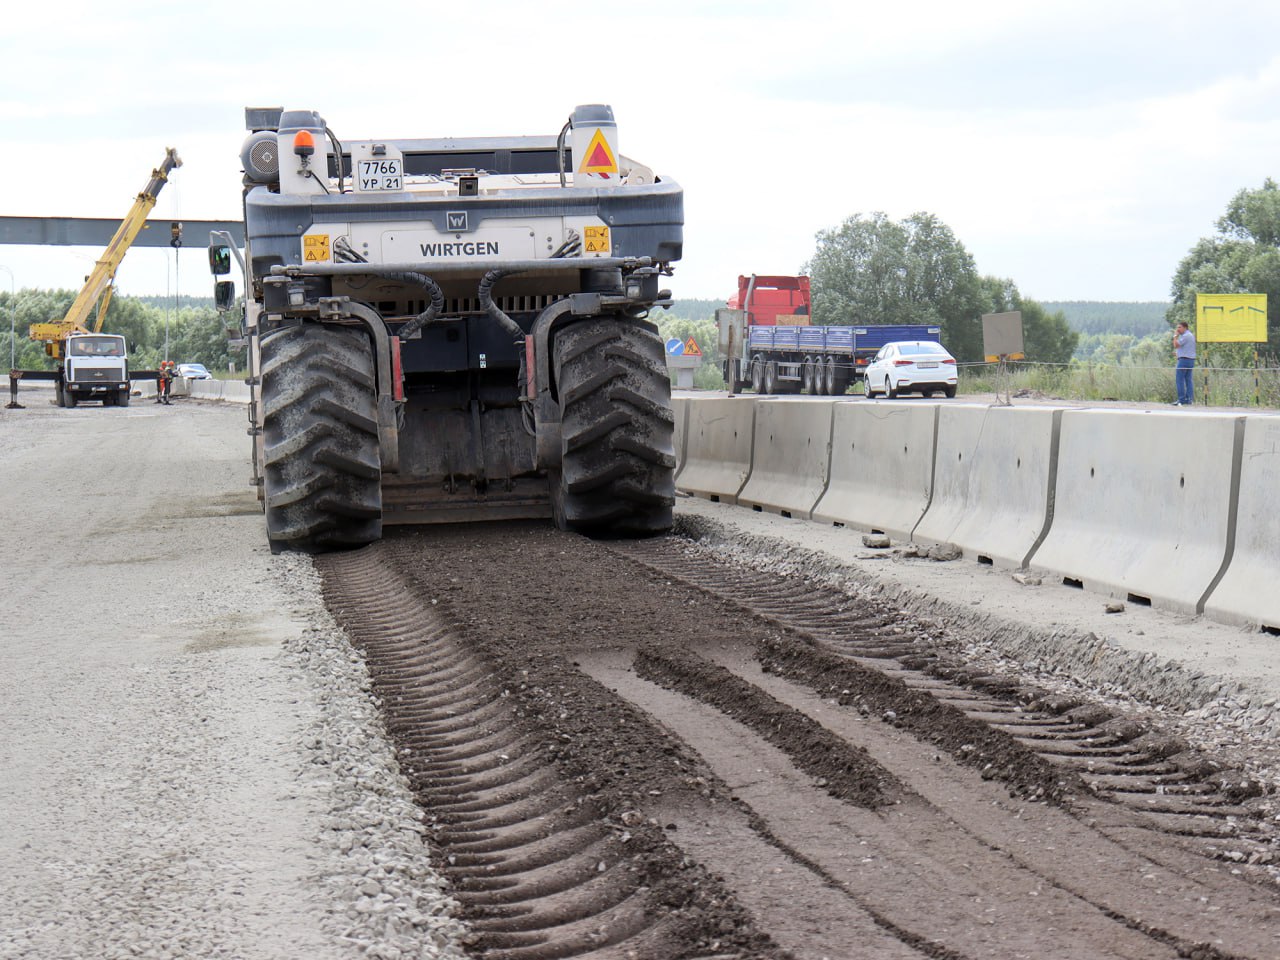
[
  {"x1": 72, "y1": 366, "x2": 120, "y2": 382},
  {"x1": 249, "y1": 138, "x2": 279, "y2": 178},
  {"x1": 398, "y1": 294, "x2": 562, "y2": 317}
]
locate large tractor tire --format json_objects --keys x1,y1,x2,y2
[
  {"x1": 260, "y1": 323, "x2": 382, "y2": 552},
  {"x1": 551, "y1": 316, "x2": 676, "y2": 536}
]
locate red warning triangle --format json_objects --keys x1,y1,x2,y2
[
  {"x1": 578, "y1": 129, "x2": 618, "y2": 174},
  {"x1": 586, "y1": 142, "x2": 611, "y2": 168},
  {"x1": 684, "y1": 337, "x2": 702, "y2": 356}
]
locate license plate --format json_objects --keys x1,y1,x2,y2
[
  {"x1": 918, "y1": 361, "x2": 939, "y2": 369},
  {"x1": 356, "y1": 158, "x2": 403, "y2": 191}
]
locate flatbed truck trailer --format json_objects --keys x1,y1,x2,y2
[{"x1": 718, "y1": 312, "x2": 941, "y2": 395}]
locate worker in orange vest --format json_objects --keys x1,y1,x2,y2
[{"x1": 157, "y1": 360, "x2": 176, "y2": 405}]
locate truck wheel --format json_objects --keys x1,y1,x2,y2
[
  {"x1": 118, "y1": 389, "x2": 130, "y2": 407},
  {"x1": 821, "y1": 358, "x2": 836, "y2": 395},
  {"x1": 64, "y1": 388, "x2": 78, "y2": 408},
  {"x1": 763, "y1": 361, "x2": 778, "y2": 395},
  {"x1": 749, "y1": 356, "x2": 764, "y2": 394},
  {"x1": 801, "y1": 358, "x2": 814, "y2": 394},
  {"x1": 831, "y1": 360, "x2": 849, "y2": 396},
  {"x1": 260, "y1": 323, "x2": 383, "y2": 552},
  {"x1": 551, "y1": 315, "x2": 676, "y2": 536}
]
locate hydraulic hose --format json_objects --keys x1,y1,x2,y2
[
  {"x1": 388, "y1": 272, "x2": 444, "y2": 341},
  {"x1": 556, "y1": 118, "x2": 572, "y2": 188},
  {"x1": 478, "y1": 269, "x2": 527, "y2": 342}
]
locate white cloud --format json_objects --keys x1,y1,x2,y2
[{"x1": 1, "y1": 0, "x2": 1279, "y2": 302}]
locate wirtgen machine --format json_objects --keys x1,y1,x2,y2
[{"x1": 210, "y1": 105, "x2": 682, "y2": 551}]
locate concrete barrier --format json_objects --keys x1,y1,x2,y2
[
  {"x1": 671, "y1": 396, "x2": 690, "y2": 474},
  {"x1": 221, "y1": 380, "x2": 251, "y2": 402},
  {"x1": 913, "y1": 405, "x2": 1061, "y2": 568},
  {"x1": 737, "y1": 398, "x2": 836, "y2": 518},
  {"x1": 811, "y1": 401, "x2": 937, "y2": 540},
  {"x1": 1028, "y1": 410, "x2": 1244, "y2": 615},
  {"x1": 676, "y1": 397, "x2": 758, "y2": 503},
  {"x1": 1202, "y1": 415, "x2": 1280, "y2": 628},
  {"x1": 183, "y1": 379, "x2": 251, "y2": 403},
  {"x1": 189, "y1": 380, "x2": 224, "y2": 400}
]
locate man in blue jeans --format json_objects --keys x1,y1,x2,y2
[{"x1": 1173, "y1": 321, "x2": 1196, "y2": 405}]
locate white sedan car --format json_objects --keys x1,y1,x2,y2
[
  {"x1": 864, "y1": 341, "x2": 958, "y2": 398},
  {"x1": 177, "y1": 362, "x2": 213, "y2": 380}
]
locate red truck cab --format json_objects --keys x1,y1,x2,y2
[{"x1": 728, "y1": 275, "x2": 811, "y2": 326}]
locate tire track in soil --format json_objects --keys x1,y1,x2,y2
[
  {"x1": 319, "y1": 523, "x2": 1280, "y2": 959},
  {"x1": 318, "y1": 544, "x2": 778, "y2": 960}
]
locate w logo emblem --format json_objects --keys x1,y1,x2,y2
[{"x1": 446, "y1": 211, "x2": 468, "y2": 231}]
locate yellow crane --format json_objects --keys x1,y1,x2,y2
[{"x1": 29, "y1": 148, "x2": 182, "y2": 359}]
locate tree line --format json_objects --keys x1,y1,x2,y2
[
  {"x1": 2, "y1": 290, "x2": 238, "y2": 373},
  {"x1": 668, "y1": 175, "x2": 1280, "y2": 373},
  {"x1": 804, "y1": 212, "x2": 1076, "y2": 364}
]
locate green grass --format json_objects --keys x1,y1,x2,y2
[{"x1": 958, "y1": 363, "x2": 1280, "y2": 407}]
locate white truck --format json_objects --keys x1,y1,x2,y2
[{"x1": 57, "y1": 332, "x2": 132, "y2": 407}]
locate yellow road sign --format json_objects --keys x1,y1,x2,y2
[{"x1": 1197, "y1": 293, "x2": 1267, "y2": 343}]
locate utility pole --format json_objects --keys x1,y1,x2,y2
[{"x1": 0, "y1": 264, "x2": 15, "y2": 370}]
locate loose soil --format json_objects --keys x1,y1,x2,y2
[{"x1": 318, "y1": 522, "x2": 1280, "y2": 959}]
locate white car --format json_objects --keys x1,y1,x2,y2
[
  {"x1": 177, "y1": 363, "x2": 213, "y2": 380},
  {"x1": 864, "y1": 341, "x2": 957, "y2": 398}
]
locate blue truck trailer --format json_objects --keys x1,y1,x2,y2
[{"x1": 715, "y1": 309, "x2": 942, "y2": 395}]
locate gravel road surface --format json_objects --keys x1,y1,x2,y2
[{"x1": 0, "y1": 395, "x2": 466, "y2": 960}]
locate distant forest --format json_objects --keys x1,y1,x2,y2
[{"x1": 1039, "y1": 301, "x2": 1170, "y2": 337}]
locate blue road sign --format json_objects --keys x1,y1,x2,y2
[{"x1": 665, "y1": 338, "x2": 685, "y2": 356}]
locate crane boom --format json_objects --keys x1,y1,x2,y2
[{"x1": 29, "y1": 148, "x2": 182, "y2": 358}]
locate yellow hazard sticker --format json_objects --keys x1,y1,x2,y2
[
  {"x1": 578, "y1": 129, "x2": 618, "y2": 174},
  {"x1": 583, "y1": 226, "x2": 611, "y2": 254},
  {"x1": 304, "y1": 234, "x2": 331, "y2": 262}
]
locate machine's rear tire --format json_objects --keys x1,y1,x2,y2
[
  {"x1": 802, "y1": 357, "x2": 815, "y2": 394},
  {"x1": 260, "y1": 323, "x2": 382, "y2": 552},
  {"x1": 551, "y1": 316, "x2": 676, "y2": 536},
  {"x1": 749, "y1": 356, "x2": 764, "y2": 394}
]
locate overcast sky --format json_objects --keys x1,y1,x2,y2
[{"x1": 1, "y1": 0, "x2": 1277, "y2": 305}]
